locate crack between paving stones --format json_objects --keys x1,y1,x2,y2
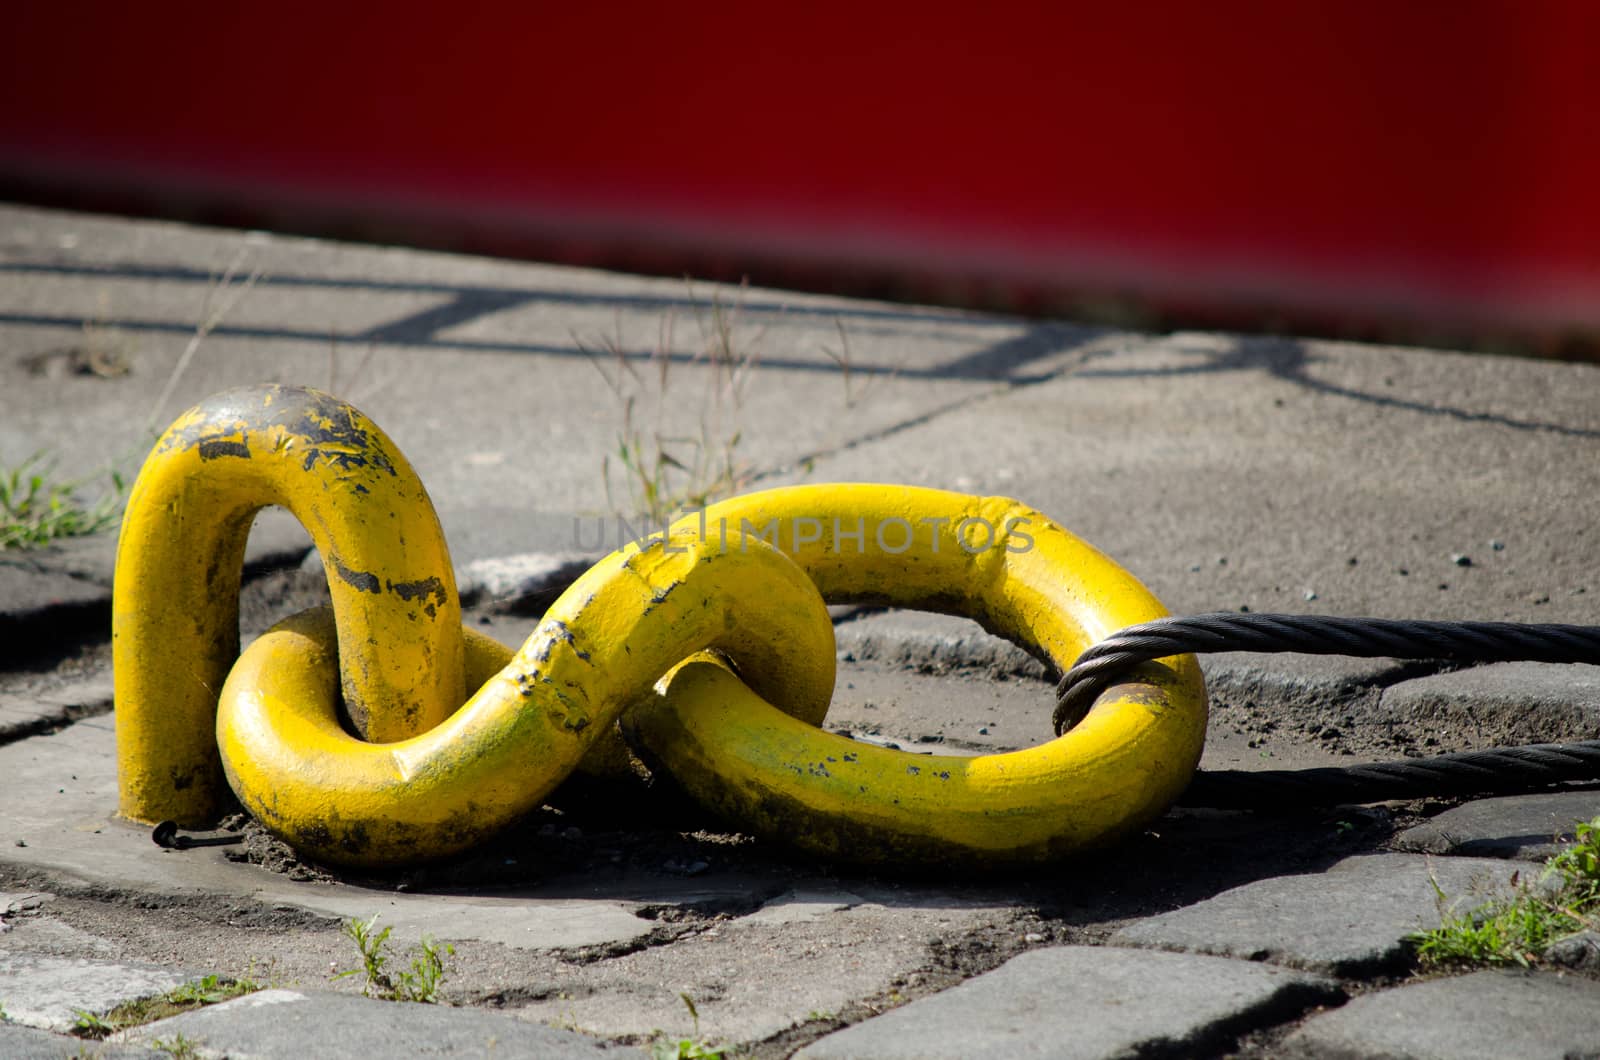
[
  {"x1": 547, "y1": 922, "x2": 702, "y2": 965},
  {"x1": 0, "y1": 694, "x2": 113, "y2": 748}
]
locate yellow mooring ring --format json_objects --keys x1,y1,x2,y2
[
  {"x1": 629, "y1": 488, "x2": 1208, "y2": 865},
  {"x1": 115, "y1": 385, "x2": 1207, "y2": 868}
]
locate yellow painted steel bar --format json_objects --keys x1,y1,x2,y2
[
  {"x1": 118, "y1": 384, "x2": 1204, "y2": 866},
  {"x1": 112, "y1": 385, "x2": 465, "y2": 826},
  {"x1": 624, "y1": 486, "x2": 1208, "y2": 865},
  {"x1": 215, "y1": 534, "x2": 836, "y2": 865}
]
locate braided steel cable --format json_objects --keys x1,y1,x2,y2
[{"x1": 1054, "y1": 612, "x2": 1600, "y2": 806}]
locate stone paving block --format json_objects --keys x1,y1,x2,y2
[
  {"x1": 794, "y1": 945, "x2": 1342, "y2": 1060},
  {"x1": 513, "y1": 897, "x2": 1011, "y2": 1044},
  {"x1": 1111, "y1": 854, "x2": 1522, "y2": 975},
  {"x1": 833, "y1": 609, "x2": 1048, "y2": 679},
  {"x1": 116, "y1": 988, "x2": 621, "y2": 1057},
  {"x1": 0, "y1": 673, "x2": 113, "y2": 743},
  {"x1": 0, "y1": 1021, "x2": 152, "y2": 1059},
  {"x1": 824, "y1": 660, "x2": 1056, "y2": 754},
  {"x1": 0, "y1": 952, "x2": 194, "y2": 1032},
  {"x1": 0, "y1": 891, "x2": 52, "y2": 917},
  {"x1": 0, "y1": 564, "x2": 106, "y2": 618},
  {"x1": 1394, "y1": 790, "x2": 1600, "y2": 861},
  {"x1": 1201, "y1": 651, "x2": 1419, "y2": 707},
  {"x1": 1281, "y1": 969, "x2": 1600, "y2": 1060},
  {"x1": 0, "y1": 717, "x2": 770, "y2": 956},
  {"x1": 0, "y1": 508, "x2": 311, "y2": 625},
  {"x1": 1543, "y1": 930, "x2": 1600, "y2": 971},
  {"x1": 1379, "y1": 661, "x2": 1600, "y2": 747},
  {"x1": 739, "y1": 887, "x2": 863, "y2": 925}
]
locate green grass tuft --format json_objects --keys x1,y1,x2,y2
[
  {"x1": 0, "y1": 452, "x2": 125, "y2": 550},
  {"x1": 333, "y1": 914, "x2": 454, "y2": 1003},
  {"x1": 69, "y1": 974, "x2": 260, "y2": 1039},
  {"x1": 1411, "y1": 815, "x2": 1600, "y2": 968}
]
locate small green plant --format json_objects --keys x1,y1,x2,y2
[
  {"x1": 0, "y1": 452, "x2": 125, "y2": 550},
  {"x1": 1411, "y1": 815, "x2": 1600, "y2": 968},
  {"x1": 651, "y1": 993, "x2": 728, "y2": 1060},
  {"x1": 68, "y1": 975, "x2": 260, "y2": 1039},
  {"x1": 333, "y1": 914, "x2": 454, "y2": 1003},
  {"x1": 581, "y1": 284, "x2": 761, "y2": 525},
  {"x1": 70, "y1": 1008, "x2": 116, "y2": 1037}
]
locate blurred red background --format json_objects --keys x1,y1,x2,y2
[{"x1": 3, "y1": 2, "x2": 1597, "y2": 349}]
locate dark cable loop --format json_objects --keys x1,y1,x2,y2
[{"x1": 1052, "y1": 612, "x2": 1600, "y2": 806}]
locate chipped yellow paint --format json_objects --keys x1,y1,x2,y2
[
  {"x1": 117, "y1": 387, "x2": 1205, "y2": 866},
  {"x1": 625, "y1": 487, "x2": 1208, "y2": 865},
  {"x1": 113, "y1": 385, "x2": 465, "y2": 825},
  {"x1": 215, "y1": 534, "x2": 835, "y2": 864}
]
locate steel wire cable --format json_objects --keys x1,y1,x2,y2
[{"x1": 1054, "y1": 612, "x2": 1600, "y2": 806}]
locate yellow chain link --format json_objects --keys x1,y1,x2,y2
[{"x1": 115, "y1": 385, "x2": 1207, "y2": 867}]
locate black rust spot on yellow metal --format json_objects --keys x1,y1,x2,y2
[
  {"x1": 197, "y1": 438, "x2": 251, "y2": 461},
  {"x1": 332, "y1": 558, "x2": 382, "y2": 594},
  {"x1": 388, "y1": 576, "x2": 447, "y2": 609}
]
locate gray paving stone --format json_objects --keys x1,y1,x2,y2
[
  {"x1": 0, "y1": 716, "x2": 672, "y2": 954},
  {"x1": 1201, "y1": 651, "x2": 1419, "y2": 707},
  {"x1": 116, "y1": 988, "x2": 621, "y2": 1057},
  {"x1": 0, "y1": 952, "x2": 193, "y2": 1032},
  {"x1": 512, "y1": 895, "x2": 1013, "y2": 1045},
  {"x1": 833, "y1": 610, "x2": 1048, "y2": 679},
  {"x1": 0, "y1": 1021, "x2": 153, "y2": 1059},
  {"x1": 1379, "y1": 661, "x2": 1600, "y2": 747},
  {"x1": 0, "y1": 508, "x2": 311, "y2": 631},
  {"x1": 794, "y1": 945, "x2": 1341, "y2": 1060},
  {"x1": 0, "y1": 673, "x2": 113, "y2": 743},
  {"x1": 1281, "y1": 969, "x2": 1600, "y2": 1060},
  {"x1": 739, "y1": 887, "x2": 863, "y2": 925},
  {"x1": 1111, "y1": 854, "x2": 1523, "y2": 975},
  {"x1": 0, "y1": 891, "x2": 52, "y2": 917},
  {"x1": 453, "y1": 548, "x2": 599, "y2": 604},
  {"x1": 1543, "y1": 930, "x2": 1600, "y2": 971},
  {"x1": 1394, "y1": 791, "x2": 1600, "y2": 861},
  {"x1": 0, "y1": 563, "x2": 106, "y2": 617}
]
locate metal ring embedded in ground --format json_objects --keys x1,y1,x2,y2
[{"x1": 116, "y1": 387, "x2": 1207, "y2": 867}]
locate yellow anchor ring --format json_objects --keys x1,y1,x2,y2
[{"x1": 627, "y1": 487, "x2": 1208, "y2": 865}]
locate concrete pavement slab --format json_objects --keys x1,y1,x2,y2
[
  {"x1": 1378, "y1": 661, "x2": 1600, "y2": 749},
  {"x1": 0, "y1": 1021, "x2": 153, "y2": 1058},
  {"x1": 1111, "y1": 853, "x2": 1524, "y2": 975},
  {"x1": 789, "y1": 330, "x2": 1600, "y2": 626},
  {"x1": 740, "y1": 888, "x2": 864, "y2": 926},
  {"x1": 833, "y1": 610, "x2": 1047, "y2": 680},
  {"x1": 0, "y1": 951, "x2": 194, "y2": 1032},
  {"x1": 0, "y1": 716, "x2": 743, "y2": 955},
  {"x1": 1394, "y1": 790, "x2": 1600, "y2": 860},
  {"x1": 116, "y1": 988, "x2": 622, "y2": 1057},
  {"x1": 1543, "y1": 930, "x2": 1600, "y2": 971},
  {"x1": 794, "y1": 945, "x2": 1342, "y2": 1060},
  {"x1": 2, "y1": 204, "x2": 1091, "y2": 576},
  {"x1": 0, "y1": 672, "x2": 111, "y2": 744},
  {"x1": 510, "y1": 895, "x2": 1016, "y2": 1045},
  {"x1": 1280, "y1": 969, "x2": 1600, "y2": 1060}
]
